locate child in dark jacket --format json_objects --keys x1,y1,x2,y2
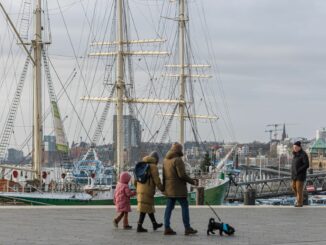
[{"x1": 113, "y1": 172, "x2": 136, "y2": 229}]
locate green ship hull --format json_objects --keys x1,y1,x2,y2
[{"x1": 0, "y1": 179, "x2": 228, "y2": 206}]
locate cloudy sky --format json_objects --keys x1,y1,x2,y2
[
  {"x1": 209, "y1": 0, "x2": 326, "y2": 142},
  {"x1": 1, "y1": 0, "x2": 326, "y2": 148}
]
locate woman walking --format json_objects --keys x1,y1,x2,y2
[{"x1": 135, "y1": 151, "x2": 164, "y2": 232}]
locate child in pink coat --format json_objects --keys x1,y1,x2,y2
[{"x1": 113, "y1": 172, "x2": 136, "y2": 229}]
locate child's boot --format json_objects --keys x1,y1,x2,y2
[
  {"x1": 123, "y1": 213, "x2": 132, "y2": 229},
  {"x1": 113, "y1": 219, "x2": 118, "y2": 228}
]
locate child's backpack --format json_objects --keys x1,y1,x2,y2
[{"x1": 134, "y1": 162, "x2": 150, "y2": 184}]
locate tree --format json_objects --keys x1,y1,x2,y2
[{"x1": 200, "y1": 151, "x2": 211, "y2": 173}]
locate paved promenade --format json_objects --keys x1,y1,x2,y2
[{"x1": 0, "y1": 206, "x2": 325, "y2": 245}]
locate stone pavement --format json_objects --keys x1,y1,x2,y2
[{"x1": 0, "y1": 206, "x2": 325, "y2": 245}]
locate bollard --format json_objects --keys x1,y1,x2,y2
[
  {"x1": 244, "y1": 188, "x2": 256, "y2": 205},
  {"x1": 196, "y1": 186, "x2": 205, "y2": 205},
  {"x1": 303, "y1": 191, "x2": 309, "y2": 205}
]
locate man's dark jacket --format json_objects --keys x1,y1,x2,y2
[{"x1": 291, "y1": 150, "x2": 309, "y2": 181}]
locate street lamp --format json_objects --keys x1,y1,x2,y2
[{"x1": 259, "y1": 152, "x2": 262, "y2": 180}]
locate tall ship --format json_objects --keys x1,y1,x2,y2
[{"x1": 0, "y1": 0, "x2": 234, "y2": 205}]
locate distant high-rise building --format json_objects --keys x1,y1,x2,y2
[
  {"x1": 44, "y1": 135, "x2": 58, "y2": 166},
  {"x1": 7, "y1": 148, "x2": 24, "y2": 164},
  {"x1": 113, "y1": 115, "x2": 142, "y2": 167},
  {"x1": 44, "y1": 135, "x2": 56, "y2": 152}
]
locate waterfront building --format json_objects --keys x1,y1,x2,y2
[
  {"x1": 70, "y1": 141, "x2": 89, "y2": 161},
  {"x1": 309, "y1": 137, "x2": 326, "y2": 170},
  {"x1": 238, "y1": 145, "x2": 249, "y2": 156}
]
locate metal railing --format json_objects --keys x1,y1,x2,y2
[{"x1": 225, "y1": 173, "x2": 326, "y2": 202}]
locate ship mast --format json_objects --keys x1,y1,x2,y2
[
  {"x1": 172, "y1": 0, "x2": 217, "y2": 147},
  {"x1": 84, "y1": 0, "x2": 171, "y2": 176},
  {"x1": 32, "y1": 0, "x2": 43, "y2": 180},
  {"x1": 116, "y1": 0, "x2": 125, "y2": 176},
  {"x1": 178, "y1": 0, "x2": 186, "y2": 147}
]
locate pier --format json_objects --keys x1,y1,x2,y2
[{"x1": 0, "y1": 206, "x2": 325, "y2": 245}]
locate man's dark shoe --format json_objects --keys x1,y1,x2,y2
[
  {"x1": 137, "y1": 224, "x2": 148, "y2": 232},
  {"x1": 164, "y1": 227, "x2": 177, "y2": 235},
  {"x1": 123, "y1": 225, "x2": 133, "y2": 230},
  {"x1": 185, "y1": 227, "x2": 198, "y2": 235},
  {"x1": 153, "y1": 222, "x2": 163, "y2": 231},
  {"x1": 294, "y1": 204, "x2": 303, "y2": 207}
]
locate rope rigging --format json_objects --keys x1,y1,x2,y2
[
  {"x1": 55, "y1": 0, "x2": 105, "y2": 144},
  {"x1": 0, "y1": 0, "x2": 237, "y2": 166},
  {"x1": 18, "y1": 68, "x2": 77, "y2": 152},
  {"x1": 0, "y1": 51, "x2": 31, "y2": 161},
  {"x1": 73, "y1": 0, "x2": 117, "y2": 145}
]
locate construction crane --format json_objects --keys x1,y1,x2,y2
[
  {"x1": 265, "y1": 123, "x2": 298, "y2": 141},
  {"x1": 266, "y1": 123, "x2": 283, "y2": 141},
  {"x1": 265, "y1": 129, "x2": 282, "y2": 141}
]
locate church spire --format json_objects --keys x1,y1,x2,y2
[{"x1": 282, "y1": 123, "x2": 287, "y2": 141}]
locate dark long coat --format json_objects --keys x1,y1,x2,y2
[{"x1": 291, "y1": 150, "x2": 309, "y2": 181}]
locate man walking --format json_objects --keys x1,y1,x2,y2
[
  {"x1": 163, "y1": 142, "x2": 198, "y2": 235},
  {"x1": 291, "y1": 141, "x2": 309, "y2": 207}
]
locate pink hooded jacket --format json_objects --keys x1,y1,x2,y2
[{"x1": 114, "y1": 172, "x2": 136, "y2": 212}]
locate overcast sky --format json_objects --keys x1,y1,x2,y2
[
  {"x1": 209, "y1": 0, "x2": 326, "y2": 142},
  {"x1": 1, "y1": 0, "x2": 326, "y2": 147}
]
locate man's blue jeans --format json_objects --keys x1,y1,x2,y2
[{"x1": 164, "y1": 197, "x2": 190, "y2": 229}]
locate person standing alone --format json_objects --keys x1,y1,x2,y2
[{"x1": 291, "y1": 141, "x2": 309, "y2": 207}]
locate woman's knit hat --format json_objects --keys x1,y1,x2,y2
[
  {"x1": 149, "y1": 151, "x2": 159, "y2": 163},
  {"x1": 294, "y1": 141, "x2": 301, "y2": 147}
]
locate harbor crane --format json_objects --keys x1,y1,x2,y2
[{"x1": 265, "y1": 123, "x2": 297, "y2": 141}]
